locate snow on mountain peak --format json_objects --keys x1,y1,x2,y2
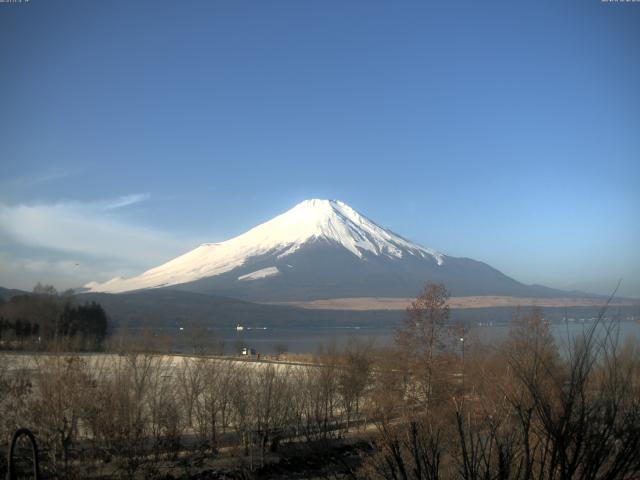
[
  {"x1": 85, "y1": 199, "x2": 443, "y2": 293},
  {"x1": 271, "y1": 198, "x2": 442, "y2": 261}
]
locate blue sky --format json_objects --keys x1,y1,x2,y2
[{"x1": 1, "y1": 0, "x2": 639, "y2": 297}]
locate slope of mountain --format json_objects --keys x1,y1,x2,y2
[
  {"x1": 79, "y1": 289, "x2": 403, "y2": 328},
  {"x1": 0, "y1": 286, "x2": 27, "y2": 303},
  {"x1": 85, "y1": 199, "x2": 571, "y2": 301}
]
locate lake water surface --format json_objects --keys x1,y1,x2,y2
[{"x1": 174, "y1": 318, "x2": 640, "y2": 355}]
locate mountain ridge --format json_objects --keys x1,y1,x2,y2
[{"x1": 84, "y1": 199, "x2": 584, "y2": 301}]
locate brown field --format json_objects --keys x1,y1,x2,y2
[{"x1": 267, "y1": 296, "x2": 639, "y2": 311}]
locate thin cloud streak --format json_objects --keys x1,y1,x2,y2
[
  {"x1": 0, "y1": 168, "x2": 83, "y2": 191},
  {"x1": 0, "y1": 195, "x2": 199, "y2": 289},
  {"x1": 102, "y1": 193, "x2": 151, "y2": 210},
  {"x1": 0, "y1": 252, "x2": 141, "y2": 291}
]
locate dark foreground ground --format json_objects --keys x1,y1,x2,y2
[{"x1": 158, "y1": 440, "x2": 371, "y2": 480}]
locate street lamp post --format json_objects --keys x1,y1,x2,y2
[{"x1": 460, "y1": 336, "x2": 465, "y2": 396}]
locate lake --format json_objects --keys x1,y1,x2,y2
[{"x1": 168, "y1": 316, "x2": 640, "y2": 355}]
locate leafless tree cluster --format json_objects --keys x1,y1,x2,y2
[
  {"x1": 361, "y1": 286, "x2": 640, "y2": 480},
  {"x1": 0, "y1": 342, "x2": 377, "y2": 478}
]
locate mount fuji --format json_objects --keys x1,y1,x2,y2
[{"x1": 85, "y1": 199, "x2": 565, "y2": 301}]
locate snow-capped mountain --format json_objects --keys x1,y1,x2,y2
[{"x1": 85, "y1": 199, "x2": 562, "y2": 300}]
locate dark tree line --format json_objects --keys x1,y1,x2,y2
[
  {"x1": 0, "y1": 318, "x2": 40, "y2": 338},
  {"x1": 58, "y1": 301, "x2": 108, "y2": 342},
  {"x1": 0, "y1": 284, "x2": 108, "y2": 349}
]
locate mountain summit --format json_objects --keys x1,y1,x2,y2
[{"x1": 85, "y1": 199, "x2": 562, "y2": 300}]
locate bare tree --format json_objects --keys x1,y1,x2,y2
[
  {"x1": 28, "y1": 355, "x2": 94, "y2": 477},
  {"x1": 396, "y1": 283, "x2": 451, "y2": 407},
  {"x1": 361, "y1": 417, "x2": 444, "y2": 480},
  {"x1": 338, "y1": 340, "x2": 373, "y2": 431},
  {"x1": 146, "y1": 356, "x2": 182, "y2": 460},
  {"x1": 194, "y1": 359, "x2": 236, "y2": 451},
  {"x1": 251, "y1": 364, "x2": 293, "y2": 466},
  {"x1": 229, "y1": 363, "x2": 253, "y2": 458},
  {"x1": 301, "y1": 345, "x2": 340, "y2": 443},
  {"x1": 177, "y1": 357, "x2": 205, "y2": 429}
]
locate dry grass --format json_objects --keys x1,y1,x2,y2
[{"x1": 267, "y1": 295, "x2": 638, "y2": 311}]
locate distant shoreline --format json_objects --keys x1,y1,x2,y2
[{"x1": 267, "y1": 296, "x2": 640, "y2": 311}]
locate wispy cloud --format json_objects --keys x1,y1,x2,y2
[
  {"x1": 0, "y1": 252, "x2": 142, "y2": 291},
  {"x1": 28, "y1": 170, "x2": 80, "y2": 186},
  {"x1": 0, "y1": 168, "x2": 83, "y2": 191},
  {"x1": 102, "y1": 193, "x2": 151, "y2": 210},
  {"x1": 0, "y1": 195, "x2": 197, "y2": 289}
]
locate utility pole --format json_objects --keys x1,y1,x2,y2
[{"x1": 459, "y1": 335, "x2": 465, "y2": 397}]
